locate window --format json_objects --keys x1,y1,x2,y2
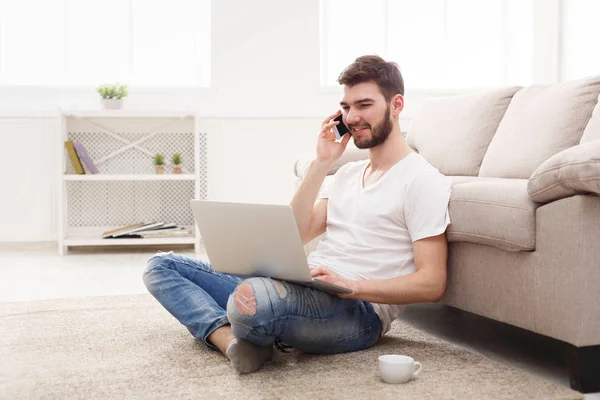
[
  {"x1": 561, "y1": 0, "x2": 600, "y2": 81},
  {"x1": 320, "y1": 0, "x2": 534, "y2": 90},
  {"x1": 0, "y1": 0, "x2": 211, "y2": 87}
]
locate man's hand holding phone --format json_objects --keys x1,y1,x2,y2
[{"x1": 317, "y1": 110, "x2": 352, "y2": 165}]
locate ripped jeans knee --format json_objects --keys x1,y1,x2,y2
[
  {"x1": 226, "y1": 277, "x2": 288, "y2": 346},
  {"x1": 233, "y1": 280, "x2": 257, "y2": 315},
  {"x1": 232, "y1": 278, "x2": 288, "y2": 316}
]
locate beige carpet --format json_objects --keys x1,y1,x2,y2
[{"x1": 0, "y1": 294, "x2": 582, "y2": 400}]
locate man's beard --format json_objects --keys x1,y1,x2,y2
[{"x1": 349, "y1": 105, "x2": 393, "y2": 149}]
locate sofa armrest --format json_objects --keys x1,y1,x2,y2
[
  {"x1": 527, "y1": 140, "x2": 600, "y2": 203},
  {"x1": 534, "y1": 194, "x2": 600, "y2": 346},
  {"x1": 293, "y1": 145, "x2": 369, "y2": 179}
]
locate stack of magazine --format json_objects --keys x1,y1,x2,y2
[{"x1": 102, "y1": 222, "x2": 192, "y2": 239}]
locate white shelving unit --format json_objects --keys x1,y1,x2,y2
[
  {"x1": 63, "y1": 174, "x2": 197, "y2": 181},
  {"x1": 57, "y1": 108, "x2": 207, "y2": 255}
]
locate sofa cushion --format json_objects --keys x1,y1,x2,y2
[
  {"x1": 450, "y1": 176, "x2": 485, "y2": 186},
  {"x1": 406, "y1": 87, "x2": 520, "y2": 176},
  {"x1": 448, "y1": 178, "x2": 538, "y2": 252},
  {"x1": 479, "y1": 76, "x2": 600, "y2": 179},
  {"x1": 580, "y1": 95, "x2": 600, "y2": 143},
  {"x1": 293, "y1": 145, "x2": 368, "y2": 179},
  {"x1": 527, "y1": 140, "x2": 600, "y2": 203}
]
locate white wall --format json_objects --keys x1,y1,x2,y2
[
  {"x1": 0, "y1": 0, "x2": 568, "y2": 242},
  {"x1": 0, "y1": 119, "x2": 58, "y2": 241},
  {"x1": 0, "y1": 0, "x2": 362, "y2": 242}
]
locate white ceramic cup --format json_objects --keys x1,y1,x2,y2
[{"x1": 378, "y1": 354, "x2": 422, "y2": 384}]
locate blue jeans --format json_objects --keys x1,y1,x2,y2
[{"x1": 142, "y1": 251, "x2": 382, "y2": 354}]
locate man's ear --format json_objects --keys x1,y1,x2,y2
[{"x1": 391, "y1": 94, "x2": 404, "y2": 117}]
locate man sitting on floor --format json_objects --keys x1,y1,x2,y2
[{"x1": 143, "y1": 55, "x2": 451, "y2": 374}]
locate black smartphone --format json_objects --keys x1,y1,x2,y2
[{"x1": 332, "y1": 114, "x2": 350, "y2": 140}]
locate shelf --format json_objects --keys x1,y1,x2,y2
[
  {"x1": 58, "y1": 110, "x2": 207, "y2": 255},
  {"x1": 64, "y1": 236, "x2": 197, "y2": 246},
  {"x1": 61, "y1": 109, "x2": 196, "y2": 118},
  {"x1": 63, "y1": 174, "x2": 196, "y2": 181},
  {"x1": 63, "y1": 226, "x2": 197, "y2": 247}
]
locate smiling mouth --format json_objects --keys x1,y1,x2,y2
[{"x1": 351, "y1": 127, "x2": 369, "y2": 134}]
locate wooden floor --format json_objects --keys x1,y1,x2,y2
[{"x1": 1, "y1": 242, "x2": 598, "y2": 398}]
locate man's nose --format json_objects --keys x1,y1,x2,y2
[{"x1": 346, "y1": 109, "x2": 361, "y2": 124}]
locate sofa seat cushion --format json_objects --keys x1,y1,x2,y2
[
  {"x1": 528, "y1": 140, "x2": 600, "y2": 203},
  {"x1": 450, "y1": 176, "x2": 486, "y2": 186},
  {"x1": 448, "y1": 178, "x2": 539, "y2": 252}
]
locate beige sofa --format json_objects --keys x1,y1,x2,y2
[{"x1": 293, "y1": 76, "x2": 600, "y2": 393}]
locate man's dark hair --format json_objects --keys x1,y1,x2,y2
[{"x1": 337, "y1": 55, "x2": 404, "y2": 101}]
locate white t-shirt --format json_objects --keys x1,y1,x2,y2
[{"x1": 306, "y1": 152, "x2": 452, "y2": 334}]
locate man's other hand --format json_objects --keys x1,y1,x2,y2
[{"x1": 310, "y1": 266, "x2": 356, "y2": 298}]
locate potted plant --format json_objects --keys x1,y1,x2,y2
[
  {"x1": 97, "y1": 83, "x2": 128, "y2": 109},
  {"x1": 154, "y1": 154, "x2": 165, "y2": 174},
  {"x1": 172, "y1": 153, "x2": 183, "y2": 174}
]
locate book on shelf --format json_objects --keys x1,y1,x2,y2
[
  {"x1": 139, "y1": 223, "x2": 178, "y2": 231},
  {"x1": 120, "y1": 227, "x2": 192, "y2": 239},
  {"x1": 102, "y1": 222, "x2": 191, "y2": 239},
  {"x1": 64, "y1": 140, "x2": 85, "y2": 174},
  {"x1": 73, "y1": 141, "x2": 99, "y2": 174},
  {"x1": 102, "y1": 222, "x2": 163, "y2": 238},
  {"x1": 101, "y1": 222, "x2": 146, "y2": 238}
]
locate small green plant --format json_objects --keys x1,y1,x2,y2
[
  {"x1": 172, "y1": 153, "x2": 182, "y2": 165},
  {"x1": 97, "y1": 83, "x2": 128, "y2": 99},
  {"x1": 154, "y1": 154, "x2": 164, "y2": 166}
]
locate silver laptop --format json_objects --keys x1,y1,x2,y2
[{"x1": 190, "y1": 200, "x2": 352, "y2": 294}]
